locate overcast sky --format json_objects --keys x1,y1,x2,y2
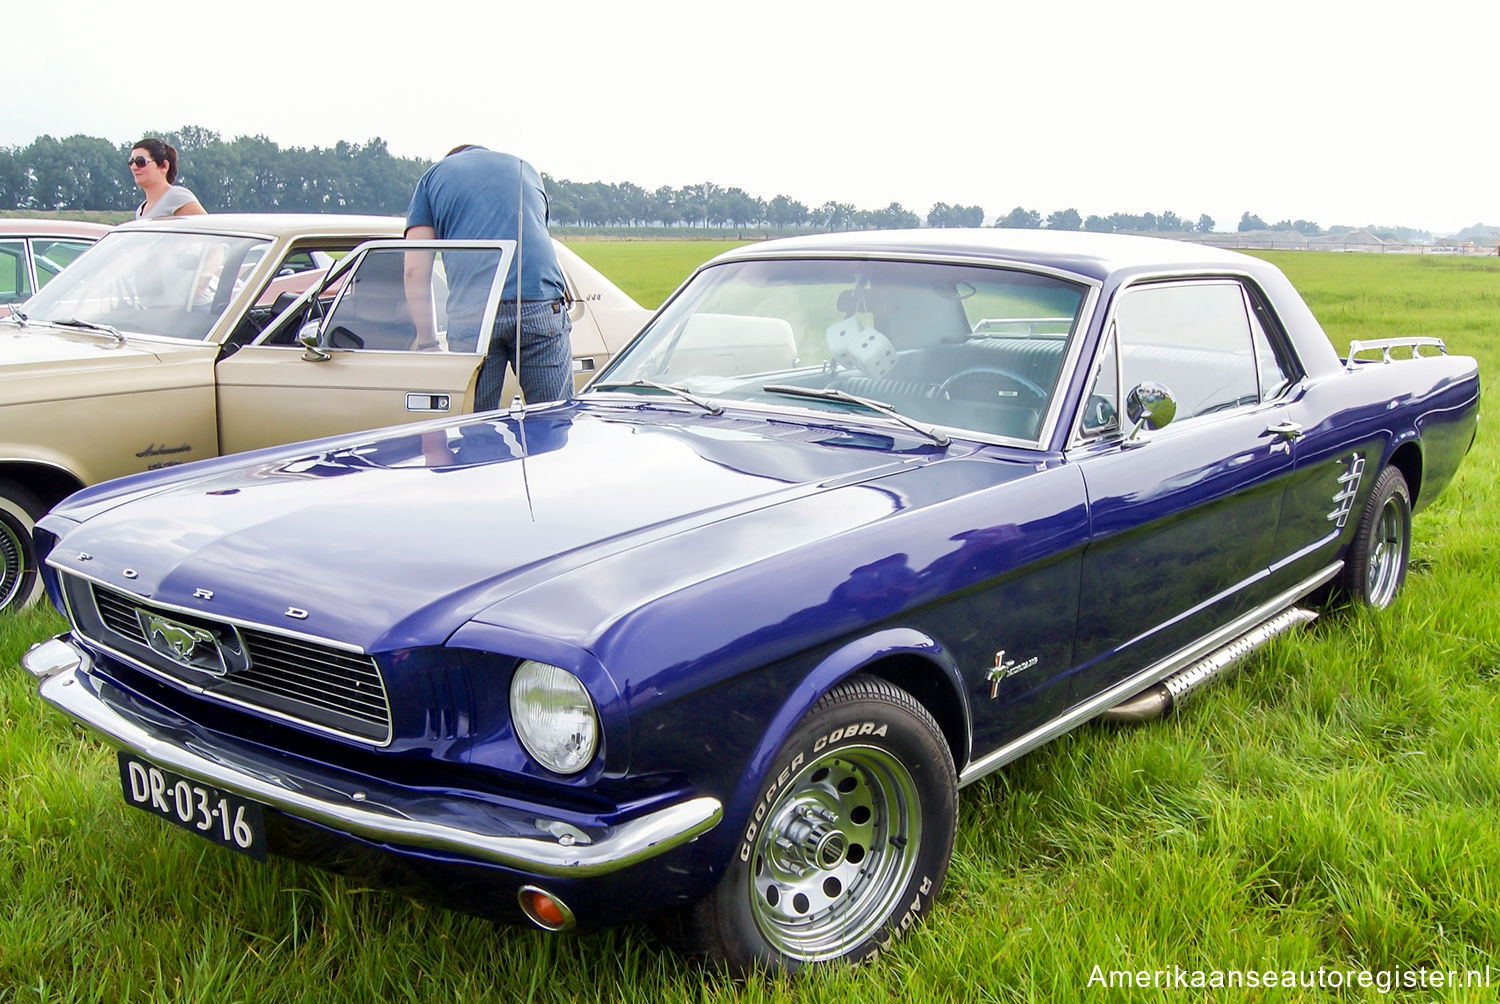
[{"x1": 11, "y1": 0, "x2": 1496, "y2": 233}]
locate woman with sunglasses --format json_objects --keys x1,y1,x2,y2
[{"x1": 128, "y1": 138, "x2": 206, "y2": 218}]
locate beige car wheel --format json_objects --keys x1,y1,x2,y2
[{"x1": 0, "y1": 479, "x2": 46, "y2": 613}]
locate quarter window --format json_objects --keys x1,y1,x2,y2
[{"x1": 1248, "y1": 302, "x2": 1293, "y2": 400}]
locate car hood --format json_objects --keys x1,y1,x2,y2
[
  {"x1": 0, "y1": 322, "x2": 198, "y2": 388},
  {"x1": 44, "y1": 403, "x2": 962, "y2": 650}
]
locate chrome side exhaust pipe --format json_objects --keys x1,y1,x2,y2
[{"x1": 1103, "y1": 607, "x2": 1317, "y2": 722}]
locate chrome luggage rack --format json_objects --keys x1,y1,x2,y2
[{"x1": 1345, "y1": 336, "x2": 1447, "y2": 370}]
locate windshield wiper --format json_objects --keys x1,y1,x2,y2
[
  {"x1": 591, "y1": 379, "x2": 724, "y2": 415},
  {"x1": 52, "y1": 318, "x2": 126, "y2": 346},
  {"x1": 762, "y1": 384, "x2": 950, "y2": 446},
  {"x1": 2, "y1": 307, "x2": 26, "y2": 326}
]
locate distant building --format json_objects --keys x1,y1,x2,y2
[
  {"x1": 1198, "y1": 229, "x2": 1309, "y2": 251},
  {"x1": 1308, "y1": 229, "x2": 1386, "y2": 252}
]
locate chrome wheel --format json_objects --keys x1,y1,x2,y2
[
  {"x1": 0, "y1": 514, "x2": 25, "y2": 610},
  {"x1": 748, "y1": 746, "x2": 920, "y2": 961},
  {"x1": 684, "y1": 675, "x2": 955, "y2": 974},
  {"x1": 0, "y1": 480, "x2": 46, "y2": 614},
  {"x1": 1334, "y1": 465, "x2": 1411, "y2": 609},
  {"x1": 1365, "y1": 492, "x2": 1407, "y2": 607}
]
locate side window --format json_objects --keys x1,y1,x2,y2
[
  {"x1": 276, "y1": 251, "x2": 323, "y2": 275},
  {"x1": 0, "y1": 240, "x2": 32, "y2": 304},
  {"x1": 321, "y1": 248, "x2": 417, "y2": 350},
  {"x1": 236, "y1": 244, "x2": 347, "y2": 347},
  {"x1": 321, "y1": 247, "x2": 488, "y2": 353},
  {"x1": 1114, "y1": 281, "x2": 1260, "y2": 422},
  {"x1": 1081, "y1": 324, "x2": 1120, "y2": 436},
  {"x1": 32, "y1": 239, "x2": 94, "y2": 289},
  {"x1": 1247, "y1": 299, "x2": 1293, "y2": 401}
]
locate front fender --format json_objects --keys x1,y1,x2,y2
[{"x1": 713, "y1": 627, "x2": 968, "y2": 857}]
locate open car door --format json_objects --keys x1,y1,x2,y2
[{"x1": 214, "y1": 240, "x2": 513, "y2": 455}]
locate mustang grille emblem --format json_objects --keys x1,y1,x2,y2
[{"x1": 139, "y1": 612, "x2": 228, "y2": 676}]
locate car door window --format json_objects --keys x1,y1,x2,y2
[
  {"x1": 319, "y1": 246, "x2": 499, "y2": 353},
  {"x1": 31, "y1": 239, "x2": 94, "y2": 289},
  {"x1": 1085, "y1": 280, "x2": 1277, "y2": 431},
  {"x1": 0, "y1": 240, "x2": 31, "y2": 304},
  {"x1": 1119, "y1": 282, "x2": 1259, "y2": 420},
  {"x1": 223, "y1": 243, "x2": 349, "y2": 346}
]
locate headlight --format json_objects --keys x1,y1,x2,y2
[{"x1": 509, "y1": 660, "x2": 599, "y2": 774}]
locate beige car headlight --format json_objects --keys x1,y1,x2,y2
[{"x1": 509, "y1": 660, "x2": 599, "y2": 774}]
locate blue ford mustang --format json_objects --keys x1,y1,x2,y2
[{"x1": 25, "y1": 230, "x2": 1479, "y2": 972}]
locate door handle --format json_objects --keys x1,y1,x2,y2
[
  {"x1": 1264, "y1": 420, "x2": 1302, "y2": 440},
  {"x1": 405, "y1": 393, "x2": 452, "y2": 413}
]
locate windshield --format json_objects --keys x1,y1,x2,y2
[
  {"x1": 19, "y1": 230, "x2": 272, "y2": 340},
  {"x1": 589, "y1": 257, "x2": 1089, "y2": 442}
]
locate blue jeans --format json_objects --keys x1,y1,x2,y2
[{"x1": 474, "y1": 300, "x2": 573, "y2": 410}]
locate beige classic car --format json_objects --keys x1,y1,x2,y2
[{"x1": 0, "y1": 214, "x2": 649, "y2": 612}]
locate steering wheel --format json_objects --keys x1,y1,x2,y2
[{"x1": 938, "y1": 366, "x2": 1049, "y2": 409}]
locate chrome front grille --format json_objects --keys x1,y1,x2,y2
[
  {"x1": 94, "y1": 585, "x2": 157, "y2": 642},
  {"x1": 234, "y1": 627, "x2": 390, "y2": 731},
  {"x1": 78, "y1": 580, "x2": 391, "y2": 744}
]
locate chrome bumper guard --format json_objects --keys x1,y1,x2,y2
[{"x1": 25, "y1": 636, "x2": 722, "y2": 877}]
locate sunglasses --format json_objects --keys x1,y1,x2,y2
[{"x1": 127, "y1": 156, "x2": 153, "y2": 169}]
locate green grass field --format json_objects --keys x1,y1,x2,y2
[
  {"x1": 564, "y1": 237, "x2": 751, "y2": 308},
  {"x1": 3, "y1": 245, "x2": 1498, "y2": 1002}
]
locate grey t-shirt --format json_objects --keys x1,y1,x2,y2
[{"x1": 136, "y1": 185, "x2": 199, "y2": 218}]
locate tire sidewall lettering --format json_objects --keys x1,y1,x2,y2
[
  {"x1": 739, "y1": 720, "x2": 890, "y2": 861},
  {"x1": 701, "y1": 676, "x2": 957, "y2": 973},
  {"x1": 812, "y1": 719, "x2": 888, "y2": 752}
]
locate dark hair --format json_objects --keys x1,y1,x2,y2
[
  {"x1": 444, "y1": 143, "x2": 481, "y2": 158},
  {"x1": 132, "y1": 137, "x2": 179, "y2": 183}
]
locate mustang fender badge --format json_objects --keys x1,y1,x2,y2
[{"x1": 988, "y1": 649, "x2": 1040, "y2": 698}]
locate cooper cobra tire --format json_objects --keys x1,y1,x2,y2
[
  {"x1": 1338, "y1": 465, "x2": 1412, "y2": 609},
  {"x1": 685, "y1": 674, "x2": 956, "y2": 974},
  {"x1": 0, "y1": 479, "x2": 47, "y2": 614}
]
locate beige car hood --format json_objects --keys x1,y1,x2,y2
[{"x1": 0, "y1": 324, "x2": 202, "y2": 393}]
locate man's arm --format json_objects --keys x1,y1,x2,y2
[{"x1": 403, "y1": 224, "x2": 439, "y2": 350}]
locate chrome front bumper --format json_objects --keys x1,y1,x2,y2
[{"x1": 25, "y1": 636, "x2": 722, "y2": 877}]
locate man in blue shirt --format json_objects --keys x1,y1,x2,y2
[{"x1": 405, "y1": 145, "x2": 572, "y2": 407}]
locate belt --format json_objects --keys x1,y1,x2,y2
[{"x1": 497, "y1": 299, "x2": 565, "y2": 313}]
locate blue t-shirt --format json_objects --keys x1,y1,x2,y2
[{"x1": 405, "y1": 147, "x2": 566, "y2": 322}]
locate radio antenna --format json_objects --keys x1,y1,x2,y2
[
  {"x1": 512, "y1": 158, "x2": 526, "y2": 412},
  {"x1": 512, "y1": 157, "x2": 533, "y2": 516}
]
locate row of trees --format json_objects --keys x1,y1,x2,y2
[
  {"x1": 0, "y1": 128, "x2": 430, "y2": 215},
  {"x1": 19, "y1": 126, "x2": 1424, "y2": 237},
  {"x1": 535, "y1": 181, "x2": 1220, "y2": 234}
]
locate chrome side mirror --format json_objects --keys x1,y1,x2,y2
[
  {"x1": 1123, "y1": 381, "x2": 1176, "y2": 446},
  {"x1": 298, "y1": 321, "x2": 330, "y2": 362}
]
